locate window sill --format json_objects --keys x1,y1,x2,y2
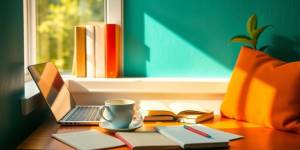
[
  {"x1": 25, "y1": 76, "x2": 229, "y2": 97},
  {"x1": 64, "y1": 76, "x2": 229, "y2": 94},
  {"x1": 23, "y1": 76, "x2": 229, "y2": 115}
]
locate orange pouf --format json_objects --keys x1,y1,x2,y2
[{"x1": 221, "y1": 46, "x2": 300, "y2": 133}]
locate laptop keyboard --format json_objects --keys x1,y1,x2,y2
[{"x1": 66, "y1": 106, "x2": 101, "y2": 121}]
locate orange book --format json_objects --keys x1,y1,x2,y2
[
  {"x1": 115, "y1": 24, "x2": 121, "y2": 76},
  {"x1": 72, "y1": 26, "x2": 86, "y2": 77},
  {"x1": 105, "y1": 24, "x2": 120, "y2": 78}
]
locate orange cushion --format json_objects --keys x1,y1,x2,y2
[{"x1": 221, "y1": 46, "x2": 300, "y2": 133}]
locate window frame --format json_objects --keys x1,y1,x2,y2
[
  {"x1": 23, "y1": 0, "x2": 36, "y2": 81},
  {"x1": 23, "y1": 0, "x2": 123, "y2": 81}
]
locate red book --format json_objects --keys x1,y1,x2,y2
[{"x1": 105, "y1": 24, "x2": 120, "y2": 78}]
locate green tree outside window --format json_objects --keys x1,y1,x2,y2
[{"x1": 36, "y1": 0, "x2": 104, "y2": 72}]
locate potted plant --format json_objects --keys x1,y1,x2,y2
[{"x1": 231, "y1": 14, "x2": 272, "y2": 51}]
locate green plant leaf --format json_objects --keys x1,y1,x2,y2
[
  {"x1": 231, "y1": 35, "x2": 255, "y2": 48},
  {"x1": 247, "y1": 14, "x2": 257, "y2": 38},
  {"x1": 252, "y1": 25, "x2": 272, "y2": 40}
]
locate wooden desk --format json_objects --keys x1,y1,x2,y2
[{"x1": 18, "y1": 116, "x2": 300, "y2": 150}]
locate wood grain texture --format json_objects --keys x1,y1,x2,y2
[{"x1": 17, "y1": 116, "x2": 300, "y2": 150}]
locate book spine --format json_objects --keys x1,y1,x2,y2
[
  {"x1": 86, "y1": 25, "x2": 96, "y2": 78},
  {"x1": 72, "y1": 26, "x2": 86, "y2": 77},
  {"x1": 105, "y1": 24, "x2": 120, "y2": 78},
  {"x1": 115, "y1": 133, "x2": 134, "y2": 150},
  {"x1": 115, "y1": 24, "x2": 121, "y2": 76},
  {"x1": 143, "y1": 116, "x2": 175, "y2": 121},
  {"x1": 95, "y1": 24, "x2": 106, "y2": 78}
]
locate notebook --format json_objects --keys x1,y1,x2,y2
[
  {"x1": 188, "y1": 124, "x2": 243, "y2": 141},
  {"x1": 52, "y1": 130, "x2": 125, "y2": 149},
  {"x1": 115, "y1": 132, "x2": 180, "y2": 150},
  {"x1": 140, "y1": 101, "x2": 214, "y2": 122},
  {"x1": 156, "y1": 125, "x2": 242, "y2": 149}
]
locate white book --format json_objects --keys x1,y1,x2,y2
[
  {"x1": 86, "y1": 25, "x2": 95, "y2": 78},
  {"x1": 94, "y1": 23, "x2": 106, "y2": 78},
  {"x1": 52, "y1": 130, "x2": 125, "y2": 149}
]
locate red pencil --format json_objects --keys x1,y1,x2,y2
[{"x1": 183, "y1": 125, "x2": 212, "y2": 138}]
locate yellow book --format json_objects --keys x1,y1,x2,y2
[
  {"x1": 140, "y1": 101, "x2": 214, "y2": 122},
  {"x1": 115, "y1": 24, "x2": 121, "y2": 77},
  {"x1": 72, "y1": 26, "x2": 86, "y2": 77}
]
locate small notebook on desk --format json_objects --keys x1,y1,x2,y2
[
  {"x1": 140, "y1": 101, "x2": 214, "y2": 122},
  {"x1": 187, "y1": 124, "x2": 243, "y2": 141},
  {"x1": 115, "y1": 132, "x2": 180, "y2": 150},
  {"x1": 52, "y1": 130, "x2": 125, "y2": 149},
  {"x1": 155, "y1": 125, "x2": 242, "y2": 149}
]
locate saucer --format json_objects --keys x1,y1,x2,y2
[{"x1": 99, "y1": 119, "x2": 143, "y2": 132}]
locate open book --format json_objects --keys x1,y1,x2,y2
[{"x1": 140, "y1": 101, "x2": 214, "y2": 123}]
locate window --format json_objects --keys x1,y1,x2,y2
[
  {"x1": 24, "y1": 0, "x2": 123, "y2": 77},
  {"x1": 36, "y1": 0, "x2": 105, "y2": 73}
]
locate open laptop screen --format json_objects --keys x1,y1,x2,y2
[{"x1": 28, "y1": 62, "x2": 75, "y2": 121}]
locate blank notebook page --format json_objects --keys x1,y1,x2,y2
[
  {"x1": 52, "y1": 130, "x2": 124, "y2": 150},
  {"x1": 190, "y1": 124, "x2": 243, "y2": 141},
  {"x1": 115, "y1": 132, "x2": 180, "y2": 150},
  {"x1": 156, "y1": 126, "x2": 228, "y2": 149}
]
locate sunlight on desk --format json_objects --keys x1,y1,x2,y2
[{"x1": 18, "y1": 116, "x2": 300, "y2": 150}]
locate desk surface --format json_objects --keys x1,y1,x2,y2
[{"x1": 18, "y1": 116, "x2": 300, "y2": 150}]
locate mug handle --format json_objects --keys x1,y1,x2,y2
[{"x1": 99, "y1": 106, "x2": 111, "y2": 122}]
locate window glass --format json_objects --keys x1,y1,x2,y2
[{"x1": 36, "y1": 0, "x2": 105, "y2": 72}]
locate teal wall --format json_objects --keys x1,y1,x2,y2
[
  {"x1": 1, "y1": 0, "x2": 300, "y2": 147},
  {"x1": 124, "y1": 0, "x2": 300, "y2": 77},
  {"x1": 0, "y1": 0, "x2": 48, "y2": 148}
]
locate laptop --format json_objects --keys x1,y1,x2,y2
[{"x1": 28, "y1": 62, "x2": 102, "y2": 125}]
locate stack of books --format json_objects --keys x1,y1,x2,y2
[
  {"x1": 72, "y1": 23, "x2": 121, "y2": 78},
  {"x1": 140, "y1": 101, "x2": 214, "y2": 123}
]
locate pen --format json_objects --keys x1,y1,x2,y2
[{"x1": 183, "y1": 125, "x2": 212, "y2": 138}]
